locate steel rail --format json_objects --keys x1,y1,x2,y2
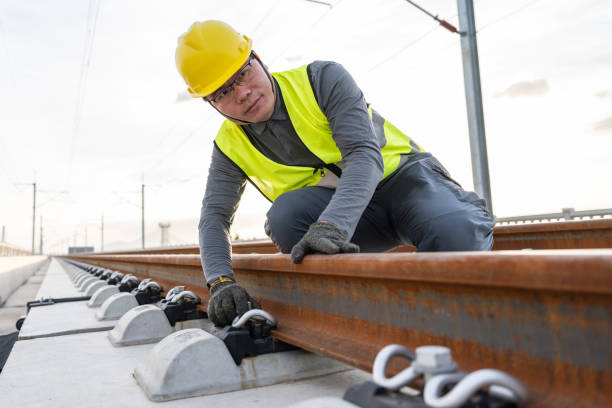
[
  {"x1": 96, "y1": 219, "x2": 612, "y2": 256},
  {"x1": 65, "y1": 249, "x2": 612, "y2": 407},
  {"x1": 492, "y1": 218, "x2": 612, "y2": 250}
]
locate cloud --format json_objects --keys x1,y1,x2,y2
[
  {"x1": 495, "y1": 79, "x2": 549, "y2": 98},
  {"x1": 592, "y1": 115, "x2": 612, "y2": 133},
  {"x1": 595, "y1": 91, "x2": 612, "y2": 101}
]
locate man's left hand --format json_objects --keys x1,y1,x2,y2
[{"x1": 290, "y1": 220, "x2": 360, "y2": 264}]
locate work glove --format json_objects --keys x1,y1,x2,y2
[
  {"x1": 290, "y1": 221, "x2": 360, "y2": 264},
  {"x1": 207, "y1": 277, "x2": 261, "y2": 327}
]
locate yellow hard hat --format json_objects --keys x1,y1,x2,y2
[{"x1": 176, "y1": 20, "x2": 253, "y2": 98}]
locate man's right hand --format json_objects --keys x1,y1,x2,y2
[{"x1": 207, "y1": 277, "x2": 261, "y2": 327}]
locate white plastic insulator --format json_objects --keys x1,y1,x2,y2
[
  {"x1": 423, "y1": 369, "x2": 528, "y2": 408},
  {"x1": 232, "y1": 309, "x2": 277, "y2": 328},
  {"x1": 372, "y1": 344, "x2": 419, "y2": 391}
]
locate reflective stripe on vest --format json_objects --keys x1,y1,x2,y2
[{"x1": 214, "y1": 64, "x2": 422, "y2": 202}]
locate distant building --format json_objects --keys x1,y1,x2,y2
[{"x1": 68, "y1": 246, "x2": 95, "y2": 254}]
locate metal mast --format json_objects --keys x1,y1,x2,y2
[{"x1": 457, "y1": 0, "x2": 493, "y2": 214}]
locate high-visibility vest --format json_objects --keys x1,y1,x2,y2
[{"x1": 214, "y1": 64, "x2": 422, "y2": 202}]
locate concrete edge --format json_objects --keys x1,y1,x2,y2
[{"x1": 0, "y1": 257, "x2": 48, "y2": 306}]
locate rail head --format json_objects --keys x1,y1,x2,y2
[{"x1": 64, "y1": 249, "x2": 612, "y2": 295}]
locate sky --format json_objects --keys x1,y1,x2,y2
[{"x1": 0, "y1": 0, "x2": 610, "y2": 254}]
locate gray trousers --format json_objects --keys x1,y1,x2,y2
[{"x1": 264, "y1": 153, "x2": 494, "y2": 253}]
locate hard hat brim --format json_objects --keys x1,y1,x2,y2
[{"x1": 188, "y1": 35, "x2": 253, "y2": 98}]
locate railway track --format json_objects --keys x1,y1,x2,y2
[
  {"x1": 64, "y1": 219, "x2": 612, "y2": 407},
  {"x1": 97, "y1": 218, "x2": 612, "y2": 256}
]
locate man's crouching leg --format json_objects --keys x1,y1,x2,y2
[
  {"x1": 264, "y1": 186, "x2": 334, "y2": 253},
  {"x1": 416, "y1": 203, "x2": 494, "y2": 251},
  {"x1": 391, "y1": 155, "x2": 495, "y2": 252}
]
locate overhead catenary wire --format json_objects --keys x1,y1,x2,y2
[
  {"x1": 368, "y1": 25, "x2": 440, "y2": 73},
  {"x1": 36, "y1": 190, "x2": 70, "y2": 209},
  {"x1": 368, "y1": 0, "x2": 541, "y2": 74},
  {"x1": 250, "y1": 0, "x2": 283, "y2": 37},
  {"x1": 304, "y1": 0, "x2": 333, "y2": 8},
  {"x1": 0, "y1": 14, "x2": 16, "y2": 96},
  {"x1": 477, "y1": 0, "x2": 545, "y2": 33},
  {"x1": 269, "y1": 0, "x2": 344, "y2": 67},
  {"x1": 428, "y1": 0, "x2": 551, "y2": 55},
  {"x1": 404, "y1": 0, "x2": 462, "y2": 34},
  {"x1": 66, "y1": 0, "x2": 101, "y2": 188},
  {"x1": 0, "y1": 15, "x2": 21, "y2": 190},
  {"x1": 142, "y1": 111, "x2": 215, "y2": 176},
  {"x1": 368, "y1": 1, "x2": 463, "y2": 73}
]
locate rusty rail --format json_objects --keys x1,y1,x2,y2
[
  {"x1": 492, "y1": 219, "x2": 612, "y2": 250},
  {"x1": 95, "y1": 219, "x2": 612, "y2": 256},
  {"x1": 65, "y1": 249, "x2": 612, "y2": 407}
]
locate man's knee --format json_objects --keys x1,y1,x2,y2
[
  {"x1": 418, "y1": 208, "x2": 494, "y2": 252},
  {"x1": 265, "y1": 188, "x2": 329, "y2": 253},
  {"x1": 265, "y1": 194, "x2": 298, "y2": 253}
]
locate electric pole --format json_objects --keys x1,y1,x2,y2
[
  {"x1": 39, "y1": 216, "x2": 43, "y2": 255},
  {"x1": 101, "y1": 215, "x2": 104, "y2": 252},
  {"x1": 141, "y1": 176, "x2": 145, "y2": 249},
  {"x1": 457, "y1": 0, "x2": 493, "y2": 214},
  {"x1": 31, "y1": 182, "x2": 37, "y2": 254}
]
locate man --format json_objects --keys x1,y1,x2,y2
[{"x1": 175, "y1": 20, "x2": 494, "y2": 327}]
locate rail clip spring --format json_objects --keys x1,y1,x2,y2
[{"x1": 373, "y1": 344, "x2": 528, "y2": 407}]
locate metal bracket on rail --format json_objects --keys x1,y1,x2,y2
[
  {"x1": 117, "y1": 274, "x2": 140, "y2": 292},
  {"x1": 100, "y1": 270, "x2": 114, "y2": 281},
  {"x1": 131, "y1": 278, "x2": 163, "y2": 304},
  {"x1": 158, "y1": 286, "x2": 206, "y2": 326},
  {"x1": 107, "y1": 271, "x2": 124, "y2": 285},
  {"x1": 202, "y1": 308, "x2": 296, "y2": 365},
  {"x1": 343, "y1": 345, "x2": 528, "y2": 408}
]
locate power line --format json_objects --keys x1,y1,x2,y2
[
  {"x1": 304, "y1": 0, "x2": 333, "y2": 8},
  {"x1": 404, "y1": 0, "x2": 462, "y2": 34},
  {"x1": 112, "y1": 191, "x2": 141, "y2": 208},
  {"x1": 367, "y1": 0, "x2": 540, "y2": 74},
  {"x1": 250, "y1": 0, "x2": 283, "y2": 37},
  {"x1": 269, "y1": 0, "x2": 344, "y2": 67},
  {"x1": 0, "y1": 138, "x2": 20, "y2": 190},
  {"x1": 0, "y1": 14, "x2": 16, "y2": 96},
  {"x1": 36, "y1": 190, "x2": 70, "y2": 209},
  {"x1": 142, "y1": 111, "x2": 214, "y2": 175},
  {"x1": 431, "y1": 0, "x2": 550, "y2": 54},
  {"x1": 477, "y1": 0, "x2": 545, "y2": 33},
  {"x1": 0, "y1": 15, "x2": 20, "y2": 190},
  {"x1": 368, "y1": 1, "x2": 462, "y2": 73},
  {"x1": 368, "y1": 25, "x2": 439, "y2": 73},
  {"x1": 66, "y1": 0, "x2": 102, "y2": 188}
]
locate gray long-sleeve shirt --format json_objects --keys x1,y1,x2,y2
[{"x1": 199, "y1": 60, "x2": 388, "y2": 283}]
